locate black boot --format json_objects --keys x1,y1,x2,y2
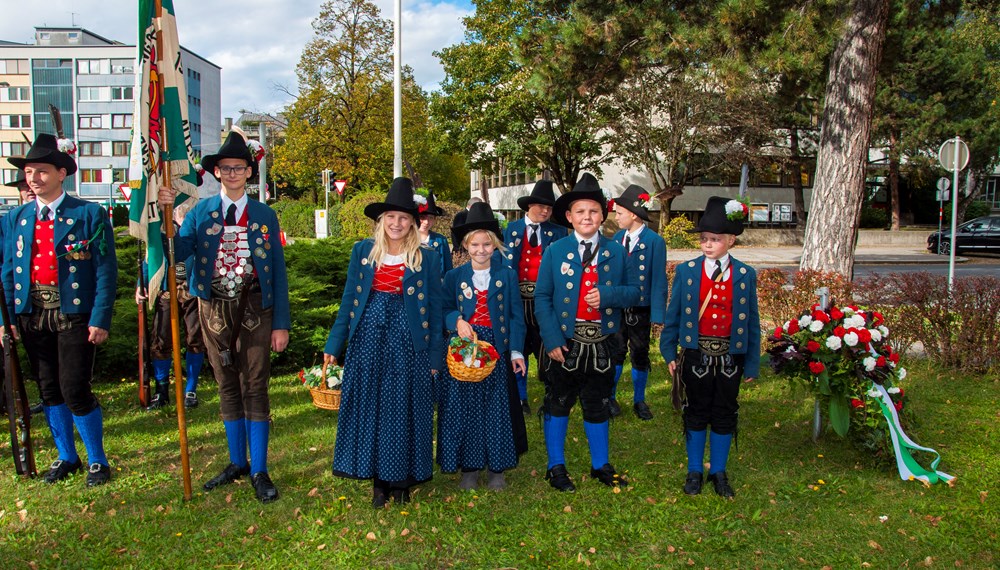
[
  {"x1": 146, "y1": 382, "x2": 169, "y2": 410},
  {"x1": 372, "y1": 480, "x2": 390, "y2": 508}
]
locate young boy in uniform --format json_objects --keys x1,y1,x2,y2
[{"x1": 660, "y1": 195, "x2": 759, "y2": 498}]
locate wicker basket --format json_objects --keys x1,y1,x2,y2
[
  {"x1": 308, "y1": 364, "x2": 342, "y2": 410},
  {"x1": 446, "y1": 332, "x2": 497, "y2": 383}
]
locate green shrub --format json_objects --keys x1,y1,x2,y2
[
  {"x1": 859, "y1": 206, "x2": 889, "y2": 228},
  {"x1": 962, "y1": 200, "x2": 991, "y2": 222},
  {"x1": 272, "y1": 199, "x2": 324, "y2": 238},
  {"x1": 660, "y1": 215, "x2": 699, "y2": 249},
  {"x1": 96, "y1": 233, "x2": 143, "y2": 381},
  {"x1": 336, "y1": 191, "x2": 382, "y2": 242},
  {"x1": 111, "y1": 204, "x2": 130, "y2": 227}
]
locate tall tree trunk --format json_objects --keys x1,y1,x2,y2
[
  {"x1": 799, "y1": 0, "x2": 891, "y2": 277},
  {"x1": 790, "y1": 128, "x2": 807, "y2": 229},
  {"x1": 889, "y1": 128, "x2": 901, "y2": 231}
]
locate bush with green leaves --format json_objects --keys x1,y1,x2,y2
[
  {"x1": 859, "y1": 206, "x2": 889, "y2": 228},
  {"x1": 659, "y1": 214, "x2": 699, "y2": 249},
  {"x1": 336, "y1": 191, "x2": 382, "y2": 242}
]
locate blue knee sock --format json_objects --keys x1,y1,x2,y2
[
  {"x1": 248, "y1": 420, "x2": 269, "y2": 475},
  {"x1": 583, "y1": 421, "x2": 609, "y2": 469},
  {"x1": 686, "y1": 429, "x2": 707, "y2": 473},
  {"x1": 43, "y1": 404, "x2": 79, "y2": 463},
  {"x1": 73, "y1": 407, "x2": 107, "y2": 466},
  {"x1": 543, "y1": 415, "x2": 569, "y2": 469},
  {"x1": 515, "y1": 369, "x2": 528, "y2": 401},
  {"x1": 632, "y1": 368, "x2": 648, "y2": 404},
  {"x1": 612, "y1": 365, "x2": 623, "y2": 399},
  {"x1": 184, "y1": 352, "x2": 204, "y2": 394},
  {"x1": 709, "y1": 431, "x2": 733, "y2": 475},
  {"x1": 223, "y1": 419, "x2": 248, "y2": 468},
  {"x1": 152, "y1": 359, "x2": 172, "y2": 387}
]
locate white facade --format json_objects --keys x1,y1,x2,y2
[{"x1": 0, "y1": 27, "x2": 221, "y2": 206}]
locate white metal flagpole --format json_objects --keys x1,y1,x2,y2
[{"x1": 393, "y1": 0, "x2": 402, "y2": 178}]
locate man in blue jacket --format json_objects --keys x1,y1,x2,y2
[
  {"x1": 534, "y1": 173, "x2": 639, "y2": 492},
  {"x1": 159, "y1": 132, "x2": 289, "y2": 503},
  {"x1": 3, "y1": 133, "x2": 118, "y2": 487}
]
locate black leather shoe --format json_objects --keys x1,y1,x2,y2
[
  {"x1": 86, "y1": 463, "x2": 111, "y2": 487},
  {"x1": 391, "y1": 488, "x2": 410, "y2": 504},
  {"x1": 633, "y1": 401, "x2": 653, "y2": 421},
  {"x1": 203, "y1": 463, "x2": 250, "y2": 491},
  {"x1": 520, "y1": 400, "x2": 531, "y2": 416},
  {"x1": 683, "y1": 471, "x2": 703, "y2": 495},
  {"x1": 29, "y1": 402, "x2": 44, "y2": 416},
  {"x1": 184, "y1": 392, "x2": 199, "y2": 408},
  {"x1": 146, "y1": 389, "x2": 168, "y2": 410},
  {"x1": 43, "y1": 458, "x2": 82, "y2": 483},
  {"x1": 251, "y1": 472, "x2": 279, "y2": 503},
  {"x1": 372, "y1": 485, "x2": 388, "y2": 508},
  {"x1": 590, "y1": 463, "x2": 629, "y2": 488},
  {"x1": 608, "y1": 399, "x2": 622, "y2": 418},
  {"x1": 545, "y1": 464, "x2": 576, "y2": 493},
  {"x1": 707, "y1": 471, "x2": 735, "y2": 498}
]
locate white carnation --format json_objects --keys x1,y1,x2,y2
[
  {"x1": 898, "y1": 368, "x2": 907, "y2": 380},
  {"x1": 863, "y1": 356, "x2": 877, "y2": 372},
  {"x1": 843, "y1": 332, "x2": 859, "y2": 347},
  {"x1": 845, "y1": 315, "x2": 866, "y2": 329},
  {"x1": 887, "y1": 386, "x2": 900, "y2": 394},
  {"x1": 725, "y1": 200, "x2": 743, "y2": 216},
  {"x1": 413, "y1": 194, "x2": 428, "y2": 205},
  {"x1": 869, "y1": 329, "x2": 882, "y2": 342},
  {"x1": 784, "y1": 346, "x2": 797, "y2": 354},
  {"x1": 809, "y1": 320, "x2": 825, "y2": 333},
  {"x1": 825, "y1": 336, "x2": 842, "y2": 350},
  {"x1": 878, "y1": 325, "x2": 889, "y2": 338},
  {"x1": 799, "y1": 315, "x2": 814, "y2": 328},
  {"x1": 867, "y1": 388, "x2": 881, "y2": 398}
]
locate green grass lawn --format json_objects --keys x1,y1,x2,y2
[{"x1": 1, "y1": 359, "x2": 997, "y2": 568}]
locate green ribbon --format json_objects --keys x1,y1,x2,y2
[{"x1": 871, "y1": 383, "x2": 953, "y2": 485}]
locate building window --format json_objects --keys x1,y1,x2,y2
[
  {"x1": 79, "y1": 142, "x2": 104, "y2": 156},
  {"x1": 1, "y1": 142, "x2": 28, "y2": 156},
  {"x1": 2, "y1": 169, "x2": 19, "y2": 184},
  {"x1": 112, "y1": 114, "x2": 133, "y2": 129},
  {"x1": 0, "y1": 87, "x2": 29, "y2": 102},
  {"x1": 111, "y1": 86, "x2": 134, "y2": 101},
  {"x1": 112, "y1": 141, "x2": 130, "y2": 156},
  {"x1": 34, "y1": 59, "x2": 72, "y2": 68},
  {"x1": 1, "y1": 115, "x2": 31, "y2": 129},
  {"x1": 78, "y1": 87, "x2": 106, "y2": 101},
  {"x1": 79, "y1": 169, "x2": 103, "y2": 183},
  {"x1": 0, "y1": 59, "x2": 30, "y2": 74},
  {"x1": 112, "y1": 168, "x2": 128, "y2": 183},
  {"x1": 77, "y1": 59, "x2": 104, "y2": 74},
  {"x1": 79, "y1": 115, "x2": 102, "y2": 129},
  {"x1": 111, "y1": 59, "x2": 134, "y2": 74}
]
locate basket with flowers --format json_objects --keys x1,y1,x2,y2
[
  {"x1": 299, "y1": 364, "x2": 344, "y2": 410},
  {"x1": 447, "y1": 333, "x2": 501, "y2": 382},
  {"x1": 768, "y1": 301, "x2": 952, "y2": 484}
]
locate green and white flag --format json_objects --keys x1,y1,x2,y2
[{"x1": 128, "y1": 0, "x2": 199, "y2": 297}]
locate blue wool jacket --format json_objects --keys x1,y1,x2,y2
[
  {"x1": 2, "y1": 195, "x2": 118, "y2": 330},
  {"x1": 502, "y1": 217, "x2": 568, "y2": 271},
  {"x1": 325, "y1": 239, "x2": 445, "y2": 370},
  {"x1": 173, "y1": 195, "x2": 291, "y2": 330},
  {"x1": 611, "y1": 226, "x2": 668, "y2": 323},
  {"x1": 425, "y1": 231, "x2": 453, "y2": 276},
  {"x1": 534, "y1": 234, "x2": 640, "y2": 351},
  {"x1": 659, "y1": 255, "x2": 761, "y2": 378},
  {"x1": 443, "y1": 258, "x2": 526, "y2": 356}
]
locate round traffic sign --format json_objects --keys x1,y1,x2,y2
[
  {"x1": 936, "y1": 177, "x2": 950, "y2": 191},
  {"x1": 938, "y1": 138, "x2": 970, "y2": 172}
]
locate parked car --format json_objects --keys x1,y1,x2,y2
[{"x1": 927, "y1": 215, "x2": 1000, "y2": 254}]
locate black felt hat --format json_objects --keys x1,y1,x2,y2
[
  {"x1": 418, "y1": 190, "x2": 445, "y2": 217},
  {"x1": 8, "y1": 133, "x2": 78, "y2": 175},
  {"x1": 516, "y1": 179, "x2": 558, "y2": 211},
  {"x1": 552, "y1": 173, "x2": 607, "y2": 228},
  {"x1": 452, "y1": 202, "x2": 502, "y2": 245},
  {"x1": 690, "y1": 195, "x2": 746, "y2": 236},
  {"x1": 3, "y1": 173, "x2": 27, "y2": 188},
  {"x1": 450, "y1": 208, "x2": 469, "y2": 247},
  {"x1": 201, "y1": 132, "x2": 258, "y2": 181},
  {"x1": 613, "y1": 184, "x2": 653, "y2": 222},
  {"x1": 364, "y1": 177, "x2": 420, "y2": 221}
]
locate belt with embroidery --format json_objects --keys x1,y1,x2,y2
[
  {"x1": 29, "y1": 285, "x2": 60, "y2": 309},
  {"x1": 573, "y1": 322, "x2": 608, "y2": 344},
  {"x1": 518, "y1": 281, "x2": 536, "y2": 298},
  {"x1": 698, "y1": 336, "x2": 730, "y2": 356}
]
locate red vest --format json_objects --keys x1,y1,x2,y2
[
  {"x1": 373, "y1": 263, "x2": 405, "y2": 293},
  {"x1": 575, "y1": 264, "x2": 601, "y2": 321},
  {"x1": 518, "y1": 241, "x2": 543, "y2": 283},
  {"x1": 470, "y1": 290, "x2": 492, "y2": 326},
  {"x1": 698, "y1": 268, "x2": 733, "y2": 337},
  {"x1": 31, "y1": 220, "x2": 58, "y2": 286}
]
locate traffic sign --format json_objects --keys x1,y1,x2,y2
[
  {"x1": 938, "y1": 138, "x2": 970, "y2": 172},
  {"x1": 119, "y1": 183, "x2": 132, "y2": 201},
  {"x1": 936, "y1": 177, "x2": 950, "y2": 192},
  {"x1": 334, "y1": 180, "x2": 347, "y2": 195}
]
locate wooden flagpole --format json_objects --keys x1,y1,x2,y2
[{"x1": 155, "y1": 0, "x2": 192, "y2": 501}]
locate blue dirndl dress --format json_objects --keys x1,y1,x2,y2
[
  {"x1": 436, "y1": 323, "x2": 520, "y2": 473},
  {"x1": 332, "y1": 290, "x2": 434, "y2": 487}
]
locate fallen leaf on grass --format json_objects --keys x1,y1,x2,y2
[
  {"x1": 16, "y1": 500, "x2": 24, "y2": 508},
  {"x1": 667, "y1": 545, "x2": 675, "y2": 553},
  {"x1": 530, "y1": 469, "x2": 538, "y2": 477},
  {"x1": 923, "y1": 515, "x2": 942, "y2": 527},
  {"x1": 455, "y1": 516, "x2": 462, "y2": 523},
  {"x1": 28, "y1": 562, "x2": 38, "y2": 570},
  {"x1": 155, "y1": 505, "x2": 165, "y2": 513},
  {"x1": 401, "y1": 528, "x2": 410, "y2": 537},
  {"x1": 687, "y1": 558, "x2": 695, "y2": 566},
  {"x1": 613, "y1": 487, "x2": 621, "y2": 494},
  {"x1": 246, "y1": 525, "x2": 257, "y2": 535},
  {"x1": 317, "y1": 544, "x2": 326, "y2": 550},
  {"x1": 563, "y1": 506, "x2": 572, "y2": 513},
  {"x1": 588, "y1": 548, "x2": 596, "y2": 554},
  {"x1": 467, "y1": 502, "x2": 475, "y2": 508},
  {"x1": 106, "y1": 509, "x2": 116, "y2": 517},
  {"x1": 365, "y1": 532, "x2": 377, "y2": 541},
  {"x1": 918, "y1": 557, "x2": 935, "y2": 567},
  {"x1": 645, "y1": 497, "x2": 656, "y2": 505},
  {"x1": 225, "y1": 494, "x2": 233, "y2": 504},
  {"x1": 979, "y1": 491, "x2": 988, "y2": 503},
  {"x1": 307, "y1": 488, "x2": 320, "y2": 497},
  {"x1": 868, "y1": 540, "x2": 883, "y2": 551},
  {"x1": 80, "y1": 533, "x2": 89, "y2": 541},
  {"x1": 293, "y1": 508, "x2": 302, "y2": 519}
]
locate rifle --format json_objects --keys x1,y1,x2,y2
[
  {"x1": 0, "y1": 280, "x2": 37, "y2": 477},
  {"x1": 137, "y1": 250, "x2": 152, "y2": 407}
]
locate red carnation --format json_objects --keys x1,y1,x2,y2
[
  {"x1": 897, "y1": 388, "x2": 905, "y2": 398},
  {"x1": 806, "y1": 340, "x2": 821, "y2": 353},
  {"x1": 812, "y1": 310, "x2": 830, "y2": 324},
  {"x1": 830, "y1": 307, "x2": 844, "y2": 320},
  {"x1": 889, "y1": 353, "x2": 900, "y2": 364},
  {"x1": 741, "y1": 203, "x2": 749, "y2": 215},
  {"x1": 773, "y1": 326, "x2": 783, "y2": 339},
  {"x1": 418, "y1": 204, "x2": 428, "y2": 213},
  {"x1": 607, "y1": 199, "x2": 616, "y2": 209},
  {"x1": 894, "y1": 400, "x2": 903, "y2": 412},
  {"x1": 787, "y1": 320, "x2": 800, "y2": 334},
  {"x1": 872, "y1": 311, "x2": 884, "y2": 326},
  {"x1": 451, "y1": 352, "x2": 464, "y2": 362},
  {"x1": 857, "y1": 329, "x2": 872, "y2": 343},
  {"x1": 638, "y1": 193, "x2": 650, "y2": 202},
  {"x1": 851, "y1": 399, "x2": 864, "y2": 409},
  {"x1": 833, "y1": 326, "x2": 846, "y2": 338},
  {"x1": 808, "y1": 361, "x2": 825, "y2": 374},
  {"x1": 876, "y1": 356, "x2": 886, "y2": 367}
]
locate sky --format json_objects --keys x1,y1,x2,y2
[{"x1": 0, "y1": 0, "x2": 473, "y2": 121}]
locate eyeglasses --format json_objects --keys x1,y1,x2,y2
[{"x1": 218, "y1": 166, "x2": 249, "y2": 175}]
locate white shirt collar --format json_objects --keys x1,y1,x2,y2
[
  {"x1": 623, "y1": 225, "x2": 643, "y2": 249},
  {"x1": 524, "y1": 213, "x2": 544, "y2": 226},
  {"x1": 574, "y1": 231, "x2": 599, "y2": 264},
  {"x1": 472, "y1": 268, "x2": 490, "y2": 291},
  {"x1": 704, "y1": 254, "x2": 732, "y2": 276},
  {"x1": 220, "y1": 190, "x2": 248, "y2": 224},
  {"x1": 36, "y1": 192, "x2": 66, "y2": 220}
]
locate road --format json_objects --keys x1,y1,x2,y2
[{"x1": 855, "y1": 260, "x2": 1000, "y2": 278}]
